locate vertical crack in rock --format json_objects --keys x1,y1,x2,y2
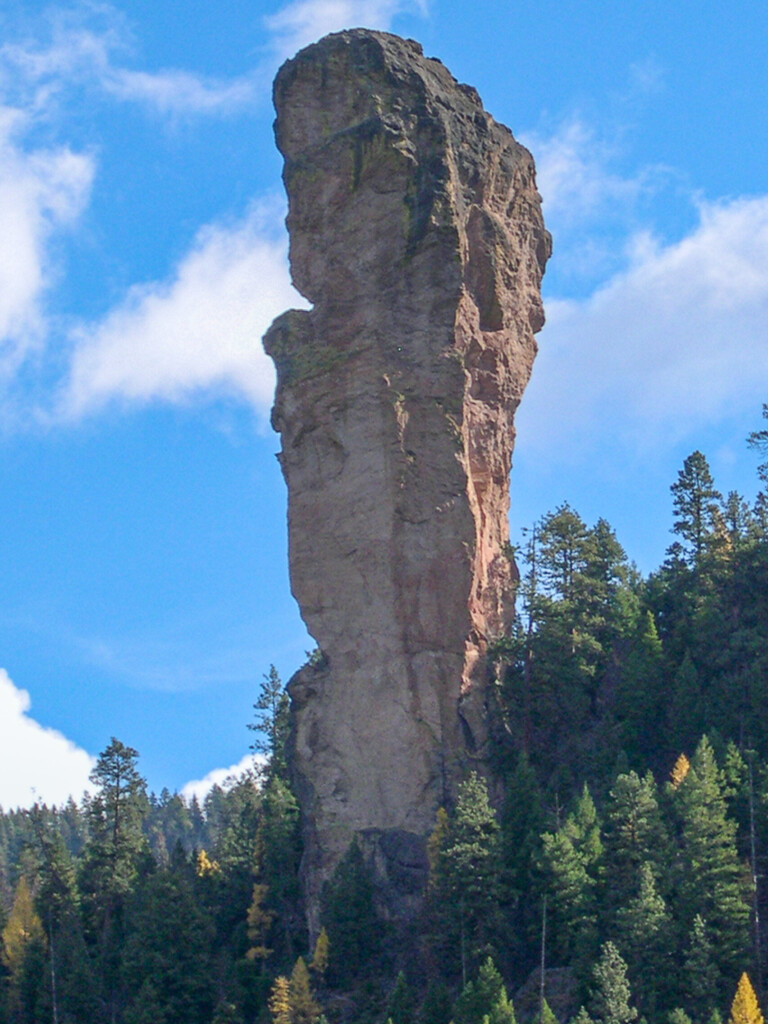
[{"x1": 263, "y1": 29, "x2": 550, "y2": 931}]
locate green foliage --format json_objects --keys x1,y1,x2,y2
[
  {"x1": 428, "y1": 773, "x2": 502, "y2": 983},
  {"x1": 420, "y1": 981, "x2": 452, "y2": 1024},
  {"x1": 321, "y1": 840, "x2": 380, "y2": 986},
  {"x1": 453, "y1": 958, "x2": 516, "y2": 1024},
  {"x1": 121, "y1": 866, "x2": 215, "y2": 1024},
  {"x1": 387, "y1": 971, "x2": 415, "y2": 1024},
  {"x1": 670, "y1": 451, "x2": 723, "y2": 568},
  {"x1": 535, "y1": 999, "x2": 559, "y2": 1024},
  {"x1": 249, "y1": 665, "x2": 291, "y2": 783},
  {"x1": 589, "y1": 941, "x2": 637, "y2": 1024},
  {"x1": 539, "y1": 787, "x2": 601, "y2": 969},
  {"x1": 671, "y1": 736, "x2": 751, "y2": 992},
  {"x1": 9, "y1": 445, "x2": 768, "y2": 1016}
]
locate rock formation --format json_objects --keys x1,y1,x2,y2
[{"x1": 263, "y1": 29, "x2": 550, "y2": 930}]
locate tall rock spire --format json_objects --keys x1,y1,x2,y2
[{"x1": 264, "y1": 29, "x2": 550, "y2": 930}]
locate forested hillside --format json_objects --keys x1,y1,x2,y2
[{"x1": 5, "y1": 430, "x2": 768, "y2": 1024}]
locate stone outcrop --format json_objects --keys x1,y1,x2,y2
[{"x1": 263, "y1": 29, "x2": 550, "y2": 930}]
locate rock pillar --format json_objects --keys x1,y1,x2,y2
[{"x1": 263, "y1": 29, "x2": 550, "y2": 930}]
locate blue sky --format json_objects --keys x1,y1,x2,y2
[{"x1": 1, "y1": 0, "x2": 768, "y2": 808}]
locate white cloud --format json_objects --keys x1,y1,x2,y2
[
  {"x1": 0, "y1": 104, "x2": 93, "y2": 381},
  {"x1": 265, "y1": 0, "x2": 427, "y2": 63},
  {"x1": 1, "y1": 26, "x2": 259, "y2": 118},
  {"x1": 519, "y1": 194, "x2": 768, "y2": 460},
  {"x1": 181, "y1": 753, "x2": 263, "y2": 803},
  {"x1": 0, "y1": 668, "x2": 95, "y2": 810},
  {"x1": 524, "y1": 119, "x2": 644, "y2": 228},
  {"x1": 61, "y1": 203, "x2": 306, "y2": 419},
  {"x1": 105, "y1": 66, "x2": 258, "y2": 116}
]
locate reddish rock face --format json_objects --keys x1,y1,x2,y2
[{"x1": 263, "y1": 29, "x2": 550, "y2": 929}]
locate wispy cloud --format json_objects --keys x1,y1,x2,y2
[
  {"x1": 519, "y1": 193, "x2": 768, "y2": 460},
  {"x1": 0, "y1": 103, "x2": 93, "y2": 383},
  {"x1": 525, "y1": 119, "x2": 645, "y2": 228},
  {"x1": 0, "y1": 22, "x2": 260, "y2": 118},
  {"x1": 522, "y1": 117, "x2": 676, "y2": 287},
  {"x1": 0, "y1": 668, "x2": 95, "y2": 809},
  {"x1": 59, "y1": 201, "x2": 305, "y2": 419},
  {"x1": 265, "y1": 0, "x2": 428, "y2": 63}
]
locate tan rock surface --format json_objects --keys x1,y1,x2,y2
[{"x1": 263, "y1": 28, "x2": 550, "y2": 928}]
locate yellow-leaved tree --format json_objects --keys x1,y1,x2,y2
[
  {"x1": 290, "y1": 956, "x2": 320, "y2": 1024},
  {"x1": 670, "y1": 753, "x2": 691, "y2": 789},
  {"x1": 268, "y1": 976, "x2": 292, "y2": 1024},
  {"x1": 729, "y1": 972, "x2": 764, "y2": 1024},
  {"x1": 1, "y1": 877, "x2": 45, "y2": 981},
  {"x1": 309, "y1": 927, "x2": 329, "y2": 983}
]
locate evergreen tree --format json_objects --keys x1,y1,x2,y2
[
  {"x1": 671, "y1": 737, "x2": 751, "y2": 990},
  {"x1": 588, "y1": 942, "x2": 637, "y2": 1024},
  {"x1": 670, "y1": 451, "x2": 723, "y2": 568},
  {"x1": 80, "y1": 738, "x2": 149, "y2": 1021},
  {"x1": 31, "y1": 809, "x2": 99, "y2": 1023},
  {"x1": 453, "y1": 958, "x2": 516, "y2": 1024},
  {"x1": 571, "y1": 1009, "x2": 594, "y2": 1024},
  {"x1": 121, "y1": 866, "x2": 214, "y2": 1024},
  {"x1": 436, "y1": 773, "x2": 501, "y2": 983},
  {"x1": 321, "y1": 840, "x2": 379, "y2": 986},
  {"x1": 258, "y1": 776, "x2": 302, "y2": 958},
  {"x1": 613, "y1": 862, "x2": 672, "y2": 1016},
  {"x1": 387, "y1": 971, "x2": 415, "y2": 1024},
  {"x1": 602, "y1": 771, "x2": 668, "y2": 912},
  {"x1": 420, "y1": 982, "x2": 452, "y2": 1024},
  {"x1": 249, "y1": 665, "x2": 291, "y2": 782},
  {"x1": 680, "y1": 914, "x2": 719, "y2": 1023},
  {"x1": 615, "y1": 611, "x2": 665, "y2": 768},
  {"x1": 539, "y1": 787, "x2": 601, "y2": 969},
  {"x1": 535, "y1": 1000, "x2": 558, "y2": 1024},
  {"x1": 668, "y1": 1010, "x2": 693, "y2": 1024}
]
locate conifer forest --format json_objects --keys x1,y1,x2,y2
[{"x1": 6, "y1": 426, "x2": 768, "y2": 1024}]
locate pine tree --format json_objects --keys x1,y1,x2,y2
[
  {"x1": 535, "y1": 1000, "x2": 558, "y2": 1024},
  {"x1": 249, "y1": 665, "x2": 291, "y2": 781},
  {"x1": 728, "y1": 973, "x2": 764, "y2": 1024},
  {"x1": 321, "y1": 840, "x2": 379, "y2": 986},
  {"x1": 589, "y1": 942, "x2": 637, "y2": 1024},
  {"x1": 668, "y1": 1011, "x2": 693, "y2": 1024},
  {"x1": 387, "y1": 971, "x2": 415, "y2": 1024},
  {"x1": 602, "y1": 771, "x2": 667, "y2": 910},
  {"x1": 80, "y1": 738, "x2": 149, "y2": 1021},
  {"x1": 453, "y1": 958, "x2": 516, "y2": 1024},
  {"x1": 121, "y1": 867, "x2": 214, "y2": 1024},
  {"x1": 670, "y1": 451, "x2": 723, "y2": 568},
  {"x1": 681, "y1": 914, "x2": 718, "y2": 1023},
  {"x1": 438, "y1": 773, "x2": 501, "y2": 984},
  {"x1": 571, "y1": 1009, "x2": 594, "y2": 1024},
  {"x1": 539, "y1": 787, "x2": 601, "y2": 969},
  {"x1": 421, "y1": 982, "x2": 452, "y2": 1024},
  {"x1": 615, "y1": 612, "x2": 665, "y2": 766},
  {"x1": 671, "y1": 736, "x2": 751, "y2": 990},
  {"x1": 613, "y1": 862, "x2": 672, "y2": 1016}
]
